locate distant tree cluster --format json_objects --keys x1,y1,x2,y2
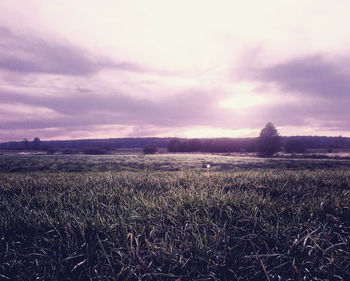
[
  {"x1": 0, "y1": 138, "x2": 170, "y2": 153},
  {"x1": 16, "y1": 137, "x2": 43, "y2": 151},
  {"x1": 168, "y1": 138, "x2": 257, "y2": 153}
]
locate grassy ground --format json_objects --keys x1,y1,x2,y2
[
  {"x1": 0, "y1": 153, "x2": 350, "y2": 280},
  {"x1": 1, "y1": 153, "x2": 350, "y2": 172}
]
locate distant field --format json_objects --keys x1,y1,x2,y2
[
  {"x1": 1, "y1": 153, "x2": 350, "y2": 172},
  {"x1": 0, "y1": 154, "x2": 350, "y2": 280}
]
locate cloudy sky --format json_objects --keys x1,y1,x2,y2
[{"x1": 1, "y1": 0, "x2": 350, "y2": 141}]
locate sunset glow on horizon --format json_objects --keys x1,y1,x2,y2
[{"x1": 1, "y1": 0, "x2": 350, "y2": 141}]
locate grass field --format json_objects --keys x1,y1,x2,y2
[
  {"x1": 0, "y1": 153, "x2": 350, "y2": 280},
  {"x1": 1, "y1": 153, "x2": 350, "y2": 173}
]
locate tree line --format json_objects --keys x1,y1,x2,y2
[
  {"x1": 0, "y1": 137, "x2": 171, "y2": 154},
  {"x1": 0, "y1": 124, "x2": 349, "y2": 155},
  {"x1": 168, "y1": 138, "x2": 257, "y2": 153},
  {"x1": 168, "y1": 125, "x2": 347, "y2": 155}
]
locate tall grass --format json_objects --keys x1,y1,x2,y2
[{"x1": 0, "y1": 169, "x2": 349, "y2": 280}]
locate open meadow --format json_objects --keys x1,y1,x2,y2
[{"x1": 0, "y1": 153, "x2": 349, "y2": 280}]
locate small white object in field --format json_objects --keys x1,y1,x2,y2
[{"x1": 206, "y1": 164, "x2": 210, "y2": 168}]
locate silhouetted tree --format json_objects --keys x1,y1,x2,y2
[
  {"x1": 32, "y1": 137, "x2": 41, "y2": 150},
  {"x1": 258, "y1": 122, "x2": 281, "y2": 156},
  {"x1": 285, "y1": 139, "x2": 306, "y2": 153}
]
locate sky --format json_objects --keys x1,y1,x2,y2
[{"x1": 1, "y1": 0, "x2": 350, "y2": 142}]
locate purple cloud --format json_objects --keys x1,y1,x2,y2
[
  {"x1": 2, "y1": 24, "x2": 350, "y2": 141},
  {"x1": 0, "y1": 87, "x2": 226, "y2": 131},
  {"x1": 0, "y1": 26, "x2": 141, "y2": 76},
  {"x1": 235, "y1": 54, "x2": 350, "y2": 132},
  {"x1": 256, "y1": 55, "x2": 350, "y2": 97}
]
